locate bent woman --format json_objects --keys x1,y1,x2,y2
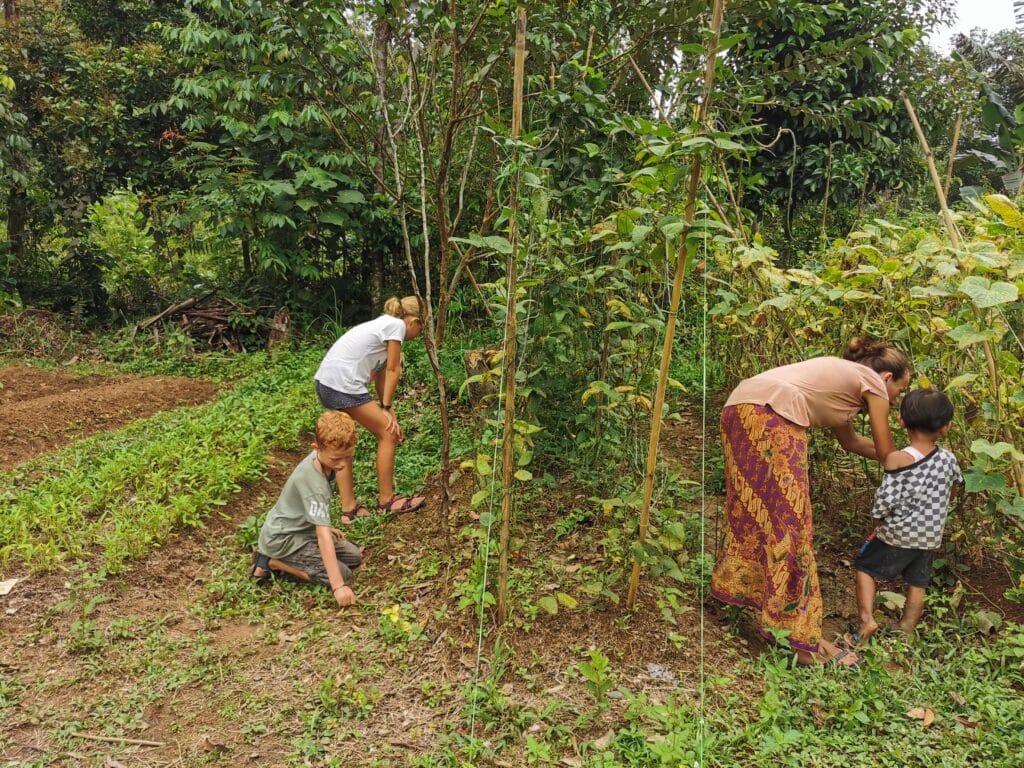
[
  {"x1": 314, "y1": 296, "x2": 426, "y2": 523},
  {"x1": 711, "y1": 338, "x2": 911, "y2": 667}
]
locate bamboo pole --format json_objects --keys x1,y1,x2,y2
[
  {"x1": 497, "y1": 6, "x2": 527, "y2": 625},
  {"x1": 943, "y1": 111, "x2": 963, "y2": 199},
  {"x1": 901, "y1": 91, "x2": 961, "y2": 249},
  {"x1": 626, "y1": 0, "x2": 727, "y2": 609}
]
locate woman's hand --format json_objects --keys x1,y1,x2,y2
[{"x1": 831, "y1": 394, "x2": 897, "y2": 463}]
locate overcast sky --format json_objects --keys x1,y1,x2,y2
[{"x1": 933, "y1": 0, "x2": 1016, "y2": 48}]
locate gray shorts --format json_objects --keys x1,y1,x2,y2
[
  {"x1": 316, "y1": 380, "x2": 373, "y2": 410},
  {"x1": 278, "y1": 535, "x2": 363, "y2": 587}
]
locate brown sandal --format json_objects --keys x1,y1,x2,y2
[
  {"x1": 340, "y1": 504, "x2": 372, "y2": 525},
  {"x1": 377, "y1": 494, "x2": 425, "y2": 514}
]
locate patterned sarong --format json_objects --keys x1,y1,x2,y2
[{"x1": 711, "y1": 403, "x2": 822, "y2": 653}]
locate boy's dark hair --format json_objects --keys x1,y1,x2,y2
[{"x1": 900, "y1": 388, "x2": 954, "y2": 433}]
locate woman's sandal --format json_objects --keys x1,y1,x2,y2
[
  {"x1": 340, "y1": 504, "x2": 372, "y2": 525},
  {"x1": 378, "y1": 494, "x2": 426, "y2": 514},
  {"x1": 825, "y1": 647, "x2": 861, "y2": 670}
]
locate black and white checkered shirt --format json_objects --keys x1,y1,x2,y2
[{"x1": 872, "y1": 446, "x2": 963, "y2": 550}]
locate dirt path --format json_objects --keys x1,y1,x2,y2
[{"x1": 0, "y1": 366, "x2": 217, "y2": 469}]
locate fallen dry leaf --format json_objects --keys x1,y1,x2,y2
[
  {"x1": 949, "y1": 691, "x2": 967, "y2": 707},
  {"x1": 906, "y1": 707, "x2": 935, "y2": 727},
  {"x1": 811, "y1": 702, "x2": 829, "y2": 725},
  {"x1": 592, "y1": 730, "x2": 615, "y2": 750},
  {"x1": 200, "y1": 735, "x2": 226, "y2": 753},
  {"x1": 954, "y1": 716, "x2": 979, "y2": 729},
  {"x1": 103, "y1": 758, "x2": 127, "y2": 768}
]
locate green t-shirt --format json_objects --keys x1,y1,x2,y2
[{"x1": 258, "y1": 451, "x2": 334, "y2": 558}]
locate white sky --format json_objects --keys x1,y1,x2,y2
[{"x1": 933, "y1": 0, "x2": 1016, "y2": 48}]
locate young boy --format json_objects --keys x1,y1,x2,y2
[
  {"x1": 251, "y1": 410, "x2": 363, "y2": 607},
  {"x1": 854, "y1": 388, "x2": 963, "y2": 641}
]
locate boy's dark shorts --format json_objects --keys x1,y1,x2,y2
[{"x1": 855, "y1": 537, "x2": 933, "y2": 588}]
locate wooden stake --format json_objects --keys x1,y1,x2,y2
[
  {"x1": 627, "y1": 0, "x2": 727, "y2": 609},
  {"x1": 497, "y1": 6, "x2": 527, "y2": 625},
  {"x1": 943, "y1": 111, "x2": 963, "y2": 199},
  {"x1": 901, "y1": 91, "x2": 961, "y2": 248}
]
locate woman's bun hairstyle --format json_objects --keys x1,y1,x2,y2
[{"x1": 844, "y1": 337, "x2": 912, "y2": 380}]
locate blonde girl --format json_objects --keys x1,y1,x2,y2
[{"x1": 315, "y1": 296, "x2": 426, "y2": 522}]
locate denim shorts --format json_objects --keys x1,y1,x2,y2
[
  {"x1": 855, "y1": 536, "x2": 934, "y2": 588},
  {"x1": 316, "y1": 380, "x2": 373, "y2": 410}
]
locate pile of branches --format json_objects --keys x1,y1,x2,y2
[{"x1": 137, "y1": 295, "x2": 290, "y2": 352}]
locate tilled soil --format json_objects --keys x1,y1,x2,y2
[{"x1": 0, "y1": 366, "x2": 217, "y2": 470}]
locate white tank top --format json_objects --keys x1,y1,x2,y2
[{"x1": 903, "y1": 446, "x2": 926, "y2": 461}]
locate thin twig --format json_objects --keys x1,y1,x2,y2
[{"x1": 71, "y1": 732, "x2": 166, "y2": 747}]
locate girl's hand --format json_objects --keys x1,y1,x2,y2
[{"x1": 385, "y1": 410, "x2": 405, "y2": 443}]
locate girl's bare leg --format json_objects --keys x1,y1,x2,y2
[{"x1": 344, "y1": 402, "x2": 400, "y2": 504}]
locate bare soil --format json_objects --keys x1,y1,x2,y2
[{"x1": 0, "y1": 366, "x2": 217, "y2": 469}]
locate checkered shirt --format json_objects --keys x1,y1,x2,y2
[{"x1": 872, "y1": 446, "x2": 963, "y2": 550}]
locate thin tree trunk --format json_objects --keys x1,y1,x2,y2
[
  {"x1": 627, "y1": 0, "x2": 726, "y2": 609},
  {"x1": 241, "y1": 237, "x2": 252, "y2": 275},
  {"x1": 371, "y1": 15, "x2": 391, "y2": 312},
  {"x1": 497, "y1": 6, "x2": 527, "y2": 626},
  {"x1": 6, "y1": 189, "x2": 26, "y2": 264},
  {"x1": 4, "y1": 1, "x2": 18, "y2": 23},
  {"x1": 820, "y1": 142, "x2": 834, "y2": 242}
]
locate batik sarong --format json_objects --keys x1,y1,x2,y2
[{"x1": 710, "y1": 403, "x2": 822, "y2": 653}]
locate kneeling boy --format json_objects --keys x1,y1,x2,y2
[
  {"x1": 252, "y1": 410, "x2": 363, "y2": 607},
  {"x1": 855, "y1": 388, "x2": 962, "y2": 641}
]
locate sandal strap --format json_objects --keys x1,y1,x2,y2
[{"x1": 378, "y1": 495, "x2": 424, "y2": 513}]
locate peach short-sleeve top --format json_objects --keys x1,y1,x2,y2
[{"x1": 724, "y1": 357, "x2": 888, "y2": 429}]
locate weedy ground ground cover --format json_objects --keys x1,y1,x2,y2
[{"x1": 1, "y1": 333, "x2": 1022, "y2": 767}]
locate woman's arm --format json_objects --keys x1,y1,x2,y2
[
  {"x1": 830, "y1": 393, "x2": 896, "y2": 462},
  {"x1": 864, "y1": 392, "x2": 897, "y2": 463}
]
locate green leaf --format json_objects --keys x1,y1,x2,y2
[
  {"x1": 985, "y1": 193, "x2": 1024, "y2": 231},
  {"x1": 513, "y1": 469, "x2": 533, "y2": 482},
  {"x1": 970, "y1": 440, "x2": 1024, "y2": 463},
  {"x1": 944, "y1": 373, "x2": 978, "y2": 391},
  {"x1": 964, "y1": 467, "x2": 1008, "y2": 493},
  {"x1": 478, "y1": 235, "x2": 510, "y2": 254},
  {"x1": 555, "y1": 592, "x2": 578, "y2": 609},
  {"x1": 538, "y1": 595, "x2": 559, "y2": 615},
  {"x1": 336, "y1": 189, "x2": 365, "y2": 205},
  {"x1": 475, "y1": 454, "x2": 492, "y2": 477},
  {"x1": 947, "y1": 322, "x2": 1001, "y2": 348},
  {"x1": 960, "y1": 276, "x2": 1018, "y2": 308},
  {"x1": 470, "y1": 489, "x2": 490, "y2": 508},
  {"x1": 319, "y1": 211, "x2": 347, "y2": 226}
]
